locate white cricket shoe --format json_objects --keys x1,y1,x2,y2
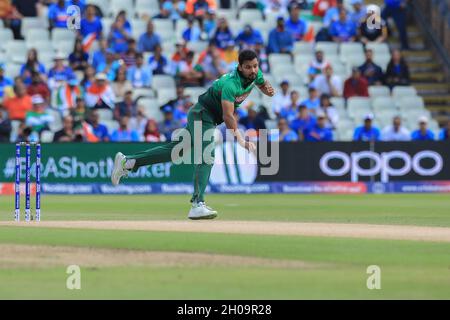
[
  {"x1": 111, "y1": 152, "x2": 129, "y2": 186},
  {"x1": 188, "y1": 202, "x2": 218, "y2": 220}
]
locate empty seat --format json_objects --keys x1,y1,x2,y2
[
  {"x1": 96, "y1": 109, "x2": 114, "y2": 121},
  {"x1": 5, "y1": 40, "x2": 27, "y2": 63},
  {"x1": 157, "y1": 88, "x2": 177, "y2": 104},
  {"x1": 109, "y1": 0, "x2": 135, "y2": 18},
  {"x1": 103, "y1": 120, "x2": 120, "y2": 133},
  {"x1": 239, "y1": 9, "x2": 263, "y2": 23},
  {"x1": 275, "y1": 73, "x2": 304, "y2": 87},
  {"x1": 51, "y1": 28, "x2": 77, "y2": 42},
  {"x1": 152, "y1": 75, "x2": 176, "y2": 89},
  {"x1": 48, "y1": 109, "x2": 63, "y2": 132},
  {"x1": 330, "y1": 97, "x2": 345, "y2": 110},
  {"x1": 366, "y1": 43, "x2": 390, "y2": 56},
  {"x1": 4, "y1": 64, "x2": 21, "y2": 79},
  {"x1": 315, "y1": 42, "x2": 339, "y2": 56},
  {"x1": 340, "y1": 42, "x2": 364, "y2": 57},
  {"x1": 268, "y1": 53, "x2": 292, "y2": 67},
  {"x1": 136, "y1": 0, "x2": 160, "y2": 17},
  {"x1": 133, "y1": 88, "x2": 155, "y2": 101},
  {"x1": 341, "y1": 53, "x2": 366, "y2": 67},
  {"x1": 368, "y1": 85, "x2": 391, "y2": 98},
  {"x1": 52, "y1": 39, "x2": 75, "y2": 56},
  {"x1": 40, "y1": 130, "x2": 55, "y2": 143},
  {"x1": 21, "y1": 17, "x2": 48, "y2": 35},
  {"x1": 184, "y1": 87, "x2": 206, "y2": 102},
  {"x1": 392, "y1": 86, "x2": 418, "y2": 99},
  {"x1": 0, "y1": 29, "x2": 14, "y2": 45},
  {"x1": 372, "y1": 97, "x2": 397, "y2": 111},
  {"x1": 294, "y1": 41, "x2": 315, "y2": 55},
  {"x1": 216, "y1": 9, "x2": 238, "y2": 21},
  {"x1": 25, "y1": 28, "x2": 50, "y2": 42},
  {"x1": 347, "y1": 97, "x2": 371, "y2": 117},
  {"x1": 89, "y1": 0, "x2": 110, "y2": 16},
  {"x1": 373, "y1": 54, "x2": 391, "y2": 71},
  {"x1": 398, "y1": 96, "x2": 425, "y2": 111},
  {"x1": 153, "y1": 19, "x2": 175, "y2": 32},
  {"x1": 187, "y1": 41, "x2": 208, "y2": 53}
]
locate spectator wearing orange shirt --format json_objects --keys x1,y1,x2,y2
[{"x1": 2, "y1": 83, "x2": 32, "y2": 121}]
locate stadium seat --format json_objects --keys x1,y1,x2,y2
[
  {"x1": 330, "y1": 97, "x2": 346, "y2": 110},
  {"x1": 340, "y1": 43, "x2": 364, "y2": 58},
  {"x1": 53, "y1": 39, "x2": 75, "y2": 56},
  {"x1": 274, "y1": 73, "x2": 304, "y2": 87},
  {"x1": 40, "y1": 130, "x2": 55, "y2": 143},
  {"x1": 341, "y1": 53, "x2": 366, "y2": 67},
  {"x1": 135, "y1": 0, "x2": 160, "y2": 18},
  {"x1": 373, "y1": 54, "x2": 391, "y2": 71},
  {"x1": 271, "y1": 64, "x2": 297, "y2": 80},
  {"x1": 157, "y1": 88, "x2": 177, "y2": 105},
  {"x1": 347, "y1": 97, "x2": 372, "y2": 118},
  {"x1": 392, "y1": 86, "x2": 418, "y2": 99},
  {"x1": 290, "y1": 86, "x2": 308, "y2": 98},
  {"x1": 268, "y1": 54, "x2": 292, "y2": 67},
  {"x1": 158, "y1": 28, "x2": 176, "y2": 42},
  {"x1": 315, "y1": 42, "x2": 339, "y2": 56},
  {"x1": 227, "y1": 19, "x2": 245, "y2": 36},
  {"x1": 9, "y1": 120, "x2": 22, "y2": 142},
  {"x1": 152, "y1": 75, "x2": 176, "y2": 90},
  {"x1": 21, "y1": 17, "x2": 48, "y2": 35},
  {"x1": 103, "y1": 120, "x2": 120, "y2": 133},
  {"x1": 0, "y1": 29, "x2": 14, "y2": 45},
  {"x1": 48, "y1": 109, "x2": 63, "y2": 132},
  {"x1": 372, "y1": 97, "x2": 397, "y2": 111},
  {"x1": 184, "y1": 87, "x2": 206, "y2": 103},
  {"x1": 368, "y1": 86, "x2": 391, "y2": 99},
  {"x1": 153, "y1": 19, "x2": 175, "y2": 33},
  {"x1": 96, "y1": 109, "x2": 114, "y2": 121},
  {"x1": 5, "y1": 40, "x2": 27, "y2": 64},
  {"x1": 264, "y1": 119, "x2": 278, "y2": 130},
  {"x1": 109, "y1": 0, "x2": 135, "y2": 18},
  {"x1": 187, "y1": 41, "x2": 208, "y2": 53},
  {"x1": 25, "y1": 28, "x2": 50, "y2": 42},
  {"x1": 131, "y1": 19, "x2": 147, "y2": 38},
  {"x1": 294, "y1": 41, "x2": 315, "y2": 56},
  {"x1": 239, "y1": 9, "x2": 263, "y2": 23},
  {"x1": 101, "y1": 18, "x2": 114, "y2": 33},
  {"x1": 133, "y1": 88, "x2": 155, "y2": 101},
  {"x1": 139, "y1": 101, "x2": 164, "y2": 122},
  {"x1": 398, "y1": 96, "x2": 426, "y2": 111},
  {"x1": 27, "y1": 40, "x2": 55, "y2": 56},
  {"x1": 216, "y1": 9, "x2": 238, "y2": 21},
  {"x1": 51, "y1": 28, "x2": 77, "y2": 43},
  {"x1": 366, "y1": 42, "x2": 390, "y2": 56},
  {"x1": 251, "y1": 20, "x2": 272, "y2": 35},
  {"x1": 89, "y1": 0, "x2": 110, "y2": 16}
]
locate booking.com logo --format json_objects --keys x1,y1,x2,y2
[
  {"x1": 366, "y1": 4, "x2": 382, "y2": 30},
  {"x1": 66, "y1": 5, "x2": 81, "y2": 30}
]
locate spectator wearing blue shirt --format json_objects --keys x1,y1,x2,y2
[
  {"x1": 411, "y1": 117, "x2": 435, "y2": 141},
  {"x1": 90, "y1": 110, "x2": 109, "y2": 142},
  {"x1": 158, "y1": 105, "x2": 183, "y2": 140},
  {"x1": 358, "y1": 49, "x2": 384, "y2": 86},
  {"x1": 285, "y1": 4, "x2": 308, "y2": 41},
  {"x1": 182, "y1": 16, "x2": 202, "y2": 42},
  {"x1": 68, "y1": 39, "x2": 89, "y2": 71},
  {"x1": 280, "y1": 90, "x2": 302, "y2": 122},
  {"x1": 329, "y1": 9, "x2": 357, "y2": 43},
  {"x1": 440, "y1": 120, "x2": 449, "y2": 141},
  {"x1": 268, "y1": 17, "x2": 294, "y2": 54},
  {"x1": 290, "y1": 105, "x2": 316, "y2": 140},
  {"x1": 235, "y1": 25, "x2": 264, "y2": 50},
  {"x1": 79, "y1": 4, "x2": 103, "y2": 47},
  {"x1": 212, "y1": 17, "x2": 234, "y2": 50},
  {"x1": 108, "y1": 11, "x2": 132, "y2": 54},
  {"x1": 127, "y1": 53, "x2": 153, "y2": 88},
  {"x1": 269, "y1": 118, "x2": 299, "y2": 142},
  {"x1": 160, "y1": 0, "x2": 186, "y2": 21},
  {"x1": 48, "y1": 0, "x2": 69, "y2": 29},
  {"x1": 0, "y1": 64, "x2": 13, "y2": 100},
  {"x1": 353, "y1": 113, "x2": 381, "y2": 141},
  {"x1": 304, "y1": 112, "x2": 333, "y2": 142},
  {"x1": 20, "y1": 49, "x2": 46, "y2": 86},
  {"x1": 47, "y1": 52, "x2": 75, "y2": 90},
  {"x1": 203, "y1": 9, "x2": 217, "y2": 39},
  {"x1": 239, "y1": 107, "x2": 266, "y2": 131},
  {"x1": 382, "y1": 0, "x2": 410, "y2": 50},
  {"x1": 96, "y1": 49, "x2": 121, "y2": 82},
  {"x1": 137, "y1": 21, "x2": 162, "y2": 53},
  {"x1": 110, "y1": 116, "x2": 140, "y2": 142},
  {"x1": 323, "y1": 0, "x2": 347, "y2": 27},
  {"x1": 148, "y1": 45, "x2": 169, "y2": 75},
  {"x1": 90, "y1": 39, "x2": 108, "y2": 70},
  {"x1": 301, "y1": 87, "x2": 320, "y2": 112},
  {"x1": 349, "y1": 0, "x2": 366, "y2": 25}
]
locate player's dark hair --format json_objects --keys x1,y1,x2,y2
[{"x1": 238, "y1": 50, "x2": 258, "y2": 65}]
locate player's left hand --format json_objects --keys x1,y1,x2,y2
[{"x1": 264, "y1": 83, "x2": 275, "y2": 97}]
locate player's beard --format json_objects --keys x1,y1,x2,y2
[{"x1": 246, "y1": 73, "x2": 257, "y2": 81}]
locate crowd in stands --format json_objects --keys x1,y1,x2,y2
[{"x1": 0, "y1": 0, "x2": 448, "y2": 144}]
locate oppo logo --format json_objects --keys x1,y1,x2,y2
[{"x1": 320, "y1": 151, "x2": 444, "y2": 182}]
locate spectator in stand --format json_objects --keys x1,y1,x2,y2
[
  {"x1": 108, "y1": 11, "x2": 132, "y2": 54},
  {"x1": 12, "y1": 0, "x2": 40, "y2": 18},
  {"x1": 290, "y1": 105, "x2": 316, "y2": 140},
  {"x1": 185, "y1": 0, "x2": 216, "y2": 21},
  {"x1": 97, "y1": 49, "x2": 121, "y2": 81},
  {"x1": 381, "y1": 0, "x2": 409, "y2": 50},
  {"x1": 381, "y1": 115, "x2": 410, "y2": 141},
  {"x1": 47, "y1": 52, "x2": 75, "y2": 90},
  {"x1": 69, "y1": 0, "x2": 86, "y2": 14},
  {"x1": 212, "y1": 17, "x2": 234, "y2": 50},
  {"x1": 55, "y1": 77, "x2": 82, "y2": 115},
  {"x1": 79, "y1": 4, "x2": 103, "y2": 52},
  {"x1": 239, "y1": 106, "x2": 266, "y2": 131},
  {"x1": 312, "y1": 65, "x2": 343, "y2": 97},
  {"x1": 121, "y1": 39, "x2": 138, "y2": 67},
  {"x1": 0, "y1": 109, "x2": 11, "y2": 142},
  {"x1": 25, "y1": 95, "x2": 53, "y2": 135},
  {"x1": 114, "y1": 90, "x2": 138, "y2": 120},
  {"x1": 16, "y1": 123, "x2": 33, "y2": 143},
  {"x1": 301, "y1": 86, "x2": 320, "y2": 112},
  {"x1": 110, "y1": 116, "x2": 140, "y2": 142},
  {"x1": 313, "y1": 0, "x2": 337, "y2": 18},
  {"x1": 89, "y1": 110, "x2": 109, "y2": 142},
  {"x1": 203, "y1": 9, "x2": 216, "y2": 39},
  {"x1": 26, "y1": 72, "x2": 50, "y2": 104},
  {"x1": 272, "y1": 80, "x2": 291, "y2": 117},
  {"x1": 201, "y1": 48, "x2": 227, "y2": 86},
  {"x1": 353, "y1": 113, "x2": 380, "y2": 141},
  {"x1": 138, "y1": 21, "x2": 162, "y2": 53},
  {"x1": 164, "y1": 86, "x2": 193, "y2": 125},
  {"x1": 349, "y1": 0, "x2": 366, "y2": 25},
  {"x1": 254, "y1": 39, "x2": 269, "y2": 73},
  {"x1": 69, "y1": 39, "x2": 89, "y2": 71},
  {"x1": 263, "y1": 0, "x2": 289, "y2": 16},
  {"x1": 329, "y1": 9, "x2": 357, "y2": 43},
  {"x1": 20, "y1": 49, "x2": 46, "y2": 86},
  {"x1": 182, "y1": 16, "x2": 202, "y2": 42},
  {"x1": 127, "y1": 53, "x2": 153, "y2": 88},
  {"x1": 158, "y1": 105, "x2": 183, "y2": 140},
  {"x1": 343, "y1": 67, "x2": 369, "y2": 99},
  {"x1": 411, "y1": 116, "x2": 435, "y2": 141},
  {"x1": 176, "y1": 51, "x2": 204, "y2": 87},
  {"x1": 2, "y1": 83, "x2": 32, "y2": 121},
  {"x1": 359, "y1": 4, "x2": 388, "y2": 44},
  {"x1": 308, "y1": 50, "x2": 329, "y2": 82},
  {"x1": 160, "y1": 0, "x2": 186, "y2": 21},
  {"x1": 171, "y1": 40, "x2": 189, "y2": 63},
  {"x1": 358, "y1": 49, "x2": 384, "y2": 85},
  {"x1": 323, "y1": 0, "x2": 346, "y2": 28},
  {"x1": 53, "y1": 115, "x2": 76, "y2": 142},
  {"x1": 71, "y1": 97, "x2": 88, "y2": 129},
  {"x1": 144, "y1": 119, "x2": 166, "y2": 142},
  {"x1": 91, "y1": 39, "x2": 108, "y2": 71},
  {"x1": 149, "y1": 44, "x2": 170, "y2": 75},
  {"x1": 81, "y1": 65, "x2": 96, "y2": 90},
  {"x1": 0, "y1": 63, "x2": 13, "y2": 100},
  {"x1": 235, "y1": 24, "x2": 264, "y2": 50},
  {"x1": 319, "y1": 93, "x2": 339, "y2": 129},
  {"x1": 48, "y1": 0, "x2": 68, "y2": 30},
  {"x1": 129, "y1": 107, "x2": 148, "y2": 136},
  {"x1": 440, "y1": 120, "x2": 450, "y2": 140},
  {"x1": 223, "y1": 41, "x2": 238, "y2": 71},
  {"x1": 285, "y1": 3, "x2": 308, "y2": 41},
  {"x1": 0, "y1": 0, "x2": 23, "y2": 39},
  {"x1": 304, "y1": 111, "x2": 333, "y2": 141},
  {"x1": 269, "y1": 118, "x2": 298, "y2": 142},
  {"x1": 385, "y1": 49, "x2": 410, "y2": 89},
  {"x1": 280, "y1": 90, "x2": 301, "y2": 122},
  {"x1": 268, "y1": 17, "x2": 294, "y2": 54},
  {"x1": 112, "y1": 66, "x2": 132, "y2": 98},
  {"x1": 85, "y1": 73, "x2": 116, "y2": 109}
]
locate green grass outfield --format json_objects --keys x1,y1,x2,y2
[{"x1": 0, "y1": 194, "x2": 449, "y2": 299}]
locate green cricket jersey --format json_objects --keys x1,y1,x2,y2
[{"x1": 197, "y1": 67, "x2": 265, "y2": 124}]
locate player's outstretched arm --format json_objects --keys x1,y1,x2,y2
[
  {"x1": 258, "y1": 80, "x2": 275, "y2": 97},
  {"x1": 222, "y1": 100, "x2": 256, "y2": 153}
]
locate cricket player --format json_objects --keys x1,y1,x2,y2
[{"x1": 111, "y1": 50, "x2": 275, "y2": 219}]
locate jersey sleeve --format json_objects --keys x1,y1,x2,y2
[
  {"x1": 255, "y1": 69, "x2": 265, "y2": 86},
  {"x1": 221, "y1": 83, "x2": 237, "y2": 103}
]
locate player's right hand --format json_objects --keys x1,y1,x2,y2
[{"x1": 245, "y1": 141, "x2": 257, "y2": 153}]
